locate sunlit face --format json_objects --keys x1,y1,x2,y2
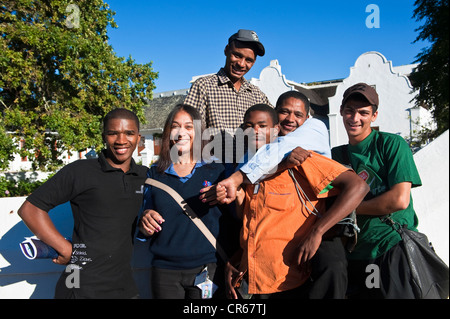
[
  {"x1": 242, "y1": 110, "x2": 278, "y2": 151},
  {"x1": 170, "y1": 110, "x2": 195, "y2": 156},
  {"x1": 277, "y1": 97, "x2": 309, "y2": 136},
  {"x1": 224, "y1": 41, "x2": 256, "y2": 83},
  {"x1": 340, "y1": 98, "x2": 378, "y2": 144},
  {"x1": 103, "y1": 118, "x2": 140, "y2": 171}
]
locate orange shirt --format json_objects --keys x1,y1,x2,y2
[{"x1": 240, "y1": 152, "x2": 349, "y2": 294}]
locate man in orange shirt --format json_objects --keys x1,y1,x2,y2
[{"x1": 225, "y1": 103, "x2": 369, "y2": 298}]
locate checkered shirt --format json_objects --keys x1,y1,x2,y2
[{"x1": 184, "y1": 68, "x2": 271, "y2": 134}]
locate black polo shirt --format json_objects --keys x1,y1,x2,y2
[{"x1": 27, "y1": 151, "x2": 148, "y2": 298}]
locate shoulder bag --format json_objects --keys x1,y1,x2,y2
[{"x1": 382, "y1": 216, "x2": 449, "y2": 299}]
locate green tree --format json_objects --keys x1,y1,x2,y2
[
  {"x1": 410, "y1": 0, "x2": 449, "y2": 139},
  {"x1": 0, "y1": 0, "x2": 158, "y2": 171}
]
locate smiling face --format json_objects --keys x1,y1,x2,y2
[
  {"x1": 103, "y1": 118, "x2": 140, "y2": 172},
  {"x1": 224, "y1": 41, "x2": 256, "y2": 85},
  {"x1": 170, "y1": 110, "x2": 195, "y2": 157},
  {"x1": 277, "y1": 97, "x2": 309, "y2": 136},
  {"x1": 243, "y1": 110, "x2": 278, "y2": 151},
  {"x1": 340, "y1": 97, "x2": 378, "y2": 145}
]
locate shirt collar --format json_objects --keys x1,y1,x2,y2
[
  {"x1": 217, "y1": 68, "x2": 252, "y2": 91},
  {"x1": 156, "y1": 161, "x2": 206, "y2": 183},
  {"x1": 98, "y1": 150, "x2": 140, "y2": 175}
]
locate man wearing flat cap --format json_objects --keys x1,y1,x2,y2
[
  {"x1": 332, "y1": 82, "x2": 422, "y2": 299},
  {"x1": 184, "y1": 29, "x2": 271, "y2": 164}
]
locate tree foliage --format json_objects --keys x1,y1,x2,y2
[
  {"x1": 0, "y1": 0, "x2": 158, "y2": 170},
  {"x1": 410, "y1": 0, "x2": 449, "y2": 138}
]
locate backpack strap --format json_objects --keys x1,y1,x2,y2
[{"x1": 339, "y1": 144, "x2": 352, "y2": 168}]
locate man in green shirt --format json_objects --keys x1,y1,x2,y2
[{"x1": 332, "y1": 83, "x2": 422, "y2": 299}]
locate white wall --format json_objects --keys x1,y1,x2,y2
[
  {"x1": 250, "y1": 59, "x2": 294, "y2": 106},
  {"x1": 411, "y1": 130, "x2": 449, "y2": 266},
  {"x1": 328, "y1": 52, "x2": 430, "y2": 148},
  {"x1": 139, "y1": 133, "x2": 157, "y2": 168},
  {"x1": 250, "y1": 52, "x2": 433, "y2": 150},
  {"x1": 0, "y1": 197, "x2": 152, "y2": 299}
]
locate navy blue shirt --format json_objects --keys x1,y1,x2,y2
[{"x1": 141, "y1": 162, "x2": 239, "y2": 270}]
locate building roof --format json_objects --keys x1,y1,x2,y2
[{"x1": 141, "y1": 93, "x2": 187, "y2": 131}]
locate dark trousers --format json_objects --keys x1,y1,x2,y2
[
  {"x1": 308, "y1": 236, "x2": 348, "y2": 299},
  {"x1": 252, "y1": 280, "x2": 312, "y2": 299},
  {"x1": 347, "y1": 242, "x2": 415, "y2": 299},
  {"x1": 151, "y1": 263, "x2": 224, "y2": 299}
]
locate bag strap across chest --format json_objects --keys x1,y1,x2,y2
[{"x1": 145, "y1": 178, "x2": 228, "y2": 262}]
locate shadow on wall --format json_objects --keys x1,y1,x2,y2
[
  {"x1": 0, "y1": 202, "x2": 153, "y2": 299},
  {"x1": 0, "y1": 202, "x2": 73, "y2": 298}
]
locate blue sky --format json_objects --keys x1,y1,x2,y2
[{"x1": 105, "y1": 0, "x2": 427, "y2": 93}]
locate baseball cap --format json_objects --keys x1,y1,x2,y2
[
  {"x1": 341, "y1": 83, "x2": 379, "y2": 107},
  {"x1": 228, "y1": 29, "x2": 265, "y2": 56}
]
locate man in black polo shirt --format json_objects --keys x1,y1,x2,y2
[{"x1": 18, "y1": 108, "x2": 148, "y2": 299}]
